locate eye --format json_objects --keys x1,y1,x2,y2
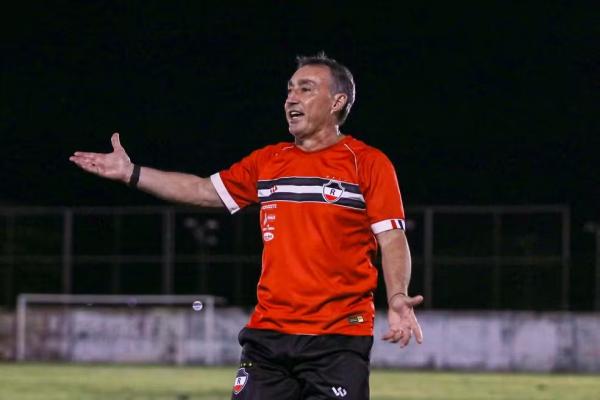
[{"x1": 301, "y1": 87, "x2": 312, "y2": 92}]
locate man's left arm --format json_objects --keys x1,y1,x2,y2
[{"x1": 376, "y1": 228, "x2": 424, "y2": 347}]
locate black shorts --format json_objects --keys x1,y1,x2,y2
[{"x1": 230, "y1": 327, "x2": 373, "y2": 400}]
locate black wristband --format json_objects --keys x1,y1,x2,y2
[{"x1": 128, "y1": 164, "x2": 141, "y2": 188}]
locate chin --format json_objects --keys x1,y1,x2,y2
[{"x1": 288, "y1": 125, "x2": 303, "y2": 138}]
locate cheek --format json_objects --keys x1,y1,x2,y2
[{"x1": 308, "y1": 100, "x2": 331, "y2": 119}]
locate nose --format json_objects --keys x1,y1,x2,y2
[{"x1": 285, "y1": 90, "x2": 299, "y2": 106}]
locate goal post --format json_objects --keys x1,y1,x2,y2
[{"x1": 16, "y1": 293, "x2": 226, "y2": 365}]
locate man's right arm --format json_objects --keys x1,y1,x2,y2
[
  {"x1": 69, "y1": 133, "x2": 224, "y2": 208},
  {"x1": 133, "y1": 166, "x2": 222, "y2": 207}
]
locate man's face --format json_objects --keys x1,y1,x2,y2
[{"x1": 285, "y1": 65, "x2": 338, "y2": 138}]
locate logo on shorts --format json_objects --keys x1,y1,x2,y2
[
  {"x1": 331, "y1": 386, "x2": 348, "y2": 397},
  {"x1": 232, "y1": 368, "x2": 249, "y2": 395},
  {"x1": 322, "y1": 180, "x2": 345, "y2": 203}
]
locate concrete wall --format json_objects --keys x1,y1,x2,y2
[
  {"x1": 1, "y1": 309, "x2": 599, "y2": 372},
  {"x1": 371, "y1": 311, "x2": 600, "y2": 372},
  {"x1": 0, "y1": 312, "x2": 14, "y2": 360}
]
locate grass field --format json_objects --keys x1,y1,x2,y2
[{"x1": 0, "y1": 363, "x2": 599, "y2": 400}]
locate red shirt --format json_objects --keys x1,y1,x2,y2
[{"x1": 211, "y1": 135, "x2": 405, "y2": 335}]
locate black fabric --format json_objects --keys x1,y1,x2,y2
[{"x1": 230, "y1": 328, "x2": 373, "y2": 400}]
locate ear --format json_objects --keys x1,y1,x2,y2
[{"x1": 331, "y1": 93, "x2": 348, "y2": 114}]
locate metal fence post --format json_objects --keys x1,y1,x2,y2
[
  {"x1": 16, "y1": 294, "x2": 27, "y2": 361},
  {"x1": 62, "y1": 209, "x2": 73, "y2": 294},
  {"x1": 4, "y1": 213, "x2": 15, "y2": 307},
  {"x1": 162, "y1": 209, "x2": 175, "y2": 294},
  {"x1": 111, "y1": 213, "x2": 122, "y2": 294},
  {"x1": 561, "y1": 208, "x2": 571, "y2": 310},
  {"x1": 423, "y1": 208, "x2": 434, "y2": 309},
  {"x1": 492, "y1": 211, "x2": 502, "y2": 309},
  {"x1": 595, "y1": 230, "x2": 600, "y2": 311}
]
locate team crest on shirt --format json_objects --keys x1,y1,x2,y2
[
  {"x1": 232, "y1": 368, "x2": 249, "y2": 395},
  {"x1": 322, "y1": 180, "x2": 345, "y2": 203}
]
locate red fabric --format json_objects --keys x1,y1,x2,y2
[{"x1": 215, "y1": 136, "x2": 405, "y2": 335}]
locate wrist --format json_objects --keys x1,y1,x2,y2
[
  {"x1": 128, "y1": 164, "x2": 141, "y2": 188},
  {"x1": 388, "y1": 291, "x2": 408, "y2": 304}
]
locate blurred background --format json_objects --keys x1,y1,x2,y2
[{"x1": 0, "y1": 0, "x2": 598, "y2": 374}]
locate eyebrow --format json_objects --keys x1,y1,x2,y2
[{"x1": 287, "y1": 78, "x2": 317, "y2": 87}]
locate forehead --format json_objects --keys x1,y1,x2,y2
[{"x1": 288, "y1": 64, "x2": 332, "y2": 86}]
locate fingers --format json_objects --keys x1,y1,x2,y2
[
  {"x1": 382, "y1": 328, "x2": 400, "y2": 343},
  {"x1": 383, "y1": 307, "x2": 424, "y2": 347},
  {"x1": 111, "y1": 132, "x2": 123, "y2": 151},
  {"x1": 382, "y1": 327, "x2": 412, "y2": 347},
  {"x1": 69, "y1": 133, "x2": 129, "y2": 180},
  {"x1": 384, "y1": 294, "x2": 424, "y2": 348},
  {"x1": 400, "y1": 329, "x2": 411, "y2": 347},
  {"x1": 69, "y1": 152, "x2": 108, "y2": 175},
  {"x1": 71, "y1": 151, "x2": 105, "y2": 160},
  {"x1": 413, "y1": 318, "x2": 424, "y2": 344}
]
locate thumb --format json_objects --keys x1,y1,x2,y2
[
  {"x1": 408, "y1": 295, "x2": 424, "y2": 307},
  {"x1": 111, "y1": 132, "x2": 123, "y2": 151}
]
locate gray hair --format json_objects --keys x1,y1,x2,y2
[{"x1": 296, "y1": 52, "x2": 356, "y2": 125}]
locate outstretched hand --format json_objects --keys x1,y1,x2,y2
[
  {"x1": 382, "y1": 294, "x2": 424, "y2": 348},
  {"x1": 69, "y1": 133, "x2": 133, "y2": 182}
]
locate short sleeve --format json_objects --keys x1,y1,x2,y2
[
  {"x1": 210, "y1": 150, "x2": 261, "y2": 214},
  {"x1": 360, "y1": 150, "x2": 406, "y2": 234}
]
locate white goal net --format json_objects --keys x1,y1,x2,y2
[{"x1": 16, "y1": 294, "x2": 229, "y2": 365}]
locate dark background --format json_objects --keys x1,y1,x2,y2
[{"x1": 0, "y1": 2, "x2": 597, "y2": 306}]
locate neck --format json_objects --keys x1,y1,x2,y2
[{"x1": 294, "y1": 126, "x2": 344, "y2": 152}]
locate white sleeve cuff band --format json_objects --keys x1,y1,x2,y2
[
  {"x1": 210, "y1": 173, "x2": 241, "y2": 214},
  {"x1": 371, "y1": 219, "x2": 406, "y2": 234}
]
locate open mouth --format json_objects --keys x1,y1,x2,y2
[{"x1": 288, "y1": 110, "x2": 304, "y2": 121}]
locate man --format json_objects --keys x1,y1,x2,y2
[{"x1": 70, "y1": 53, "x2": 423, "y2": 400}]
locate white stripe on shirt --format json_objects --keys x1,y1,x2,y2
[{"x1": 210, "y1": 173, "x2": 241, "y2": 214}]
